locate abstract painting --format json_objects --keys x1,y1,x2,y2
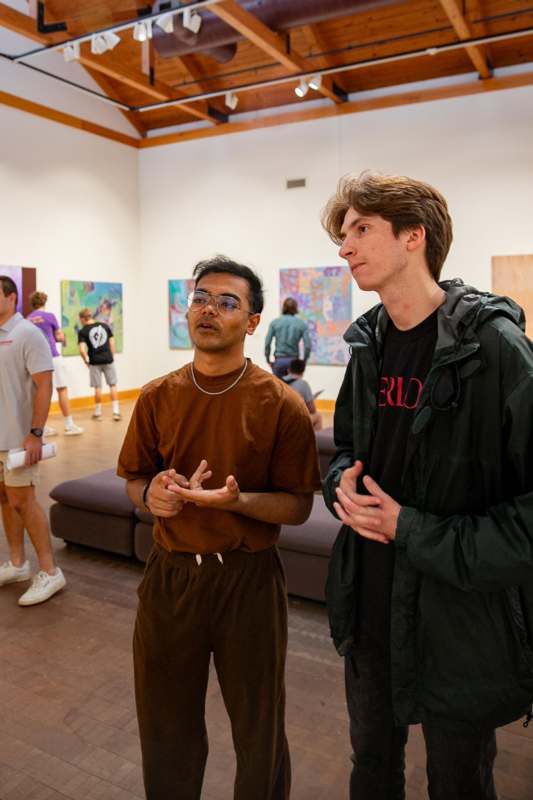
[
  {"x1": 169, "y1": 278, "x2": 195, "y2": 349},
  {"x1": 61, "y1": 280, "x2": 123, "y2": 356},
  {"x1": 0, "y1": 266, "x2": 37, "y2": 316},
  {"x1": 280, "y1": 266, "x2": 352, "y2": 365}
]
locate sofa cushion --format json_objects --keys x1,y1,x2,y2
[
  {"x1": 50, "y1": 503, "x2": 134, "y2": 556},
  {"x1": 279, "y1": 495, "x2": 339, "y2": 557},
  {"x1": 135, "y1": 507, "x2": 153, "y2": 524},
  {"x1": 49, "y1": 468, "x2": 134, "y2": 518},
  {"x1": 315, "y1": 427, "x2": 335, "y2": 455}
]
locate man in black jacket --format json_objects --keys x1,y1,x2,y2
[{"x1": 321, "y1": 171, "x2": 533, "y2": 800}]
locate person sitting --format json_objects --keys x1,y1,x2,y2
[{"x1": 283, "y1": 358, "x2": 323, "y2": 431}]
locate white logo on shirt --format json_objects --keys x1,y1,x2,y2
[{"x1": 89, "y1": 325, "x2": 108, "y2": 349}]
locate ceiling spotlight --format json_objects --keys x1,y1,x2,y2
[
  {"x1": 182, "y1": 7, "x2": 202, "y2": 35},
  {"x1": 308, "y1": 74, "x2": 322, "y2": 91},
  {"x1": 90, "y1": 31, "x2": 121, "y2": 54},
  {"x1": 156, "y1": 12, "x2": 175, "y2": 34},
  {"x1": 63, "y1": 42, "x2": 80, "y2": 62},
  {"x1": 295, "y1": 78, "x2": 309, "y2": 98},
  {"x1": 133, "y1": 20, "x2": 153, "y2": 42},
  {"x1": 225, "y1": 91, "x2": 238, "y2": 110}
]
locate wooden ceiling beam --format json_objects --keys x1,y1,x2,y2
[
  {"x1": 300, "y1": 23, "x2": 348, "y2": 93},
  {"x1": 0, "y1": 3, "x2": 146, "y2": 133},
  {"x1": 0, "y1": 2, "x2": 61, "y2": 44},
  {"x1": 83, "y1": 66, "x2": 146, "y2": 136},
  {"x1": 0, "y1": 3, "x2": 220, "y2": 126},
  {"x1": 210, "y1": 0, "x2": 346, "y2": 104},
  {"x1": 0, "y1": 87, "x2": 139, "y2": 147},
  {"x1": 439, "y1": 0, "x2": 492, "y2": 78},
  {"x1": 139, "y1": 68, "x2": 533, "y2": 149}
]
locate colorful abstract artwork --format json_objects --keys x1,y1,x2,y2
[
  {"x1": 0, "y1": 266, "x2": 37, "y2": 316},
  {"x1": 168, "y1": 278, "x2": 195, "y2": 349},
  {"x1": 61, "y1": 280, "x2": 123, "y2": 356},
  {"x1": 280, "y1": 267, "x2": 352, "y2": 366}
]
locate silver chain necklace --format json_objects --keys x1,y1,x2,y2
[{"x1": 190, "y1": 360, "x2": 248, "y2": 396}]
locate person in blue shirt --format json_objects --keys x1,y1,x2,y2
[{"x1": 264, "y1": 298, "x2": 311, "y2": 378}]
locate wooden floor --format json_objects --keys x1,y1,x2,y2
[{"x1": 1, "y1": 402, "x2": 532, "y2": 799}]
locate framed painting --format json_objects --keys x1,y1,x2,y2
[
  {"x1": 61, "y1": 280, "x2": 123, "y2": 356},
  {"x1": 279, "y1": 266, "x2": 352, "y2": 365}
]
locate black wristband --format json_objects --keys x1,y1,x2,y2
[{"x1": 142, "y1": 479, "x2": 152, "y2": 509}]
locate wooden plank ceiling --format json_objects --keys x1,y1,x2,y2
[{"x1": 1, "y1": 0, "x2": 533, "y2": 144}]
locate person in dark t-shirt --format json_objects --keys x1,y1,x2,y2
[
  {"x1": 321, "y1": 172, "x2": 533, "y2": 800},
  {"x1": 78, "y1": 308, "x2": 121, "y2": 421}
]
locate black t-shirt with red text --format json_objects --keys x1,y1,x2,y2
[{"x1": 358, "y1": 310, "x2": 438, "y2": 645}]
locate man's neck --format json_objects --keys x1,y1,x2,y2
[
  {"x1": 0, "y1": 310, "x2": 16, "y2": 327},
  {"x1": 380, "y1": 275, "x2": 445, "y2": 331},
  {"x1": 193, "y1": 350, "x2": 246, "y2": 376}
]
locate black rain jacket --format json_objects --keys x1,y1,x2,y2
[{"x1": 322, "y1": 279, "x2": 533, "y2": 731}]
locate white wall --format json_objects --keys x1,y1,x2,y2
[
  {"x1": 0, "y1": 103, "x2": 140, "y2": 397},
  {"x1": 138, "y1": 85, "x2": 533, "y2": 399},
  {"x1": 3, "y1": 81, "x2": 533, "y2": 402}
]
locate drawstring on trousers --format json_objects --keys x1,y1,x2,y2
[{"x1": 195, "y1": 553, "x2": 224, "y2": 566}]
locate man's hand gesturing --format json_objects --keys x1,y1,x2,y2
[
  {"x1": 171, "y1": 460, "x2": 240, "y2": 510},
  {"x1": 144, "y1": 469, "x2": 190, "y2": 518}
]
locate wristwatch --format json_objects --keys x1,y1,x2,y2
[{"x1": 30, "y1": 427, "x2": 44, "y2": 438}]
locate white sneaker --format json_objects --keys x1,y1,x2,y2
[
  {"x1": 44, "y1": 425, "x2": 57, "y2": 437},
  {"x1": 112, "y1": 412, "x2": 122, "y2": 421},
  {"x1": 64, "y1": 423, "x2": 84, "y2": 435},
  {"x1": 18, "y1": 567, "x2": 66, "y2": 606},
  {"x1": 0, "y1": 560, "x2": 31, "y2": 586},
  {"x1": 92, "y1": 413, "x2": 102, "y2": 421}
]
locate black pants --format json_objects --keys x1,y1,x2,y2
[
  {"x1": 345, "y1": 636, "x2": 498, "y2": 800},
  {"x1": 134, "y1": 544, "x2": 290, "y2": 800}
]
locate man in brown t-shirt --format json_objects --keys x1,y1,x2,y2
[{"x1": 118, "y1": 256, "x2": 320, "y2": 800}]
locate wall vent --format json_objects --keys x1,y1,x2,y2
[{"x1": 286, "y1": 178, "x2": 306, "y2": 189}]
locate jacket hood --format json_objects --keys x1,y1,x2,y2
[{"x1": 343, "y1": 278, "x2": 525, "y2": 349}]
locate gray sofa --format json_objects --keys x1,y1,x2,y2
[{"x1": 49, "y1": 429, "x2": 340, "y2": 602}]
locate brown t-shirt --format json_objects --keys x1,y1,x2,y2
[{"x1": 117, "y1": 360, "x2": 321, "y2": 554}]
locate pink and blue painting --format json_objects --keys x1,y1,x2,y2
[{"x1": 280, "y1": 266, "x2": 352, "y2": 366}]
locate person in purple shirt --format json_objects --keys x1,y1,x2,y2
[{"x1": 26, "y1": 292, "x2": 83, "y2": 436}]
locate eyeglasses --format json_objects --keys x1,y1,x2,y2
[{"x1": 188, "y1": 290, "x2": 254, "y2": 316}]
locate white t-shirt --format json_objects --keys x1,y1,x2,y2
[{"x1": 0, "y1": 313, "x2": 53, "y2": 449}]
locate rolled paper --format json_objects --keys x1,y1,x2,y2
[{"x1": 6, "y1": 442, "x2": 57, "y2": 470}]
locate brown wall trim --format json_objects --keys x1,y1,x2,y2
[
  {"x1": 49, "y1": 388, "x2": 140, "y2": 414},
  {"x1": 0, "y1": 89, "x2": 140, "y2": 148},
  {"x1": 139, "y1": 70, "x2": 533, "y2": 149}
]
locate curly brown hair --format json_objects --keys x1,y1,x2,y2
[
  {"x1": 321, "y1": 171, "x2": 453, "y2": 280},
  {"x1": 30, "y1": 291, "x2": 48, "y2": 309}
]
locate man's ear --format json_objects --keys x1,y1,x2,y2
[
  {"x1": 246, "y1": 313, "x2": 261, "y2": 335},
  {"x1": 405, "y1": 225, "x2": 426, "y2": 253}
]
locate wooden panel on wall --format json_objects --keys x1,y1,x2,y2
[{"x1": 492, "y1": 254, "x2": 533, "y2": 339}]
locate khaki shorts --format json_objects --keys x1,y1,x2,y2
[{"x1": 0, "y1": 451, "x2": 40, "y2": 487}]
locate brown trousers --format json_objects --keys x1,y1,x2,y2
[{"x1": 133, "y1": 544, "x2": 291, "y2": 800}]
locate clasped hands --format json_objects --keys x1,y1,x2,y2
[
  {"x1": 334, "y1": 460, "x2": 401, "y2": 544},
  {"x1": 145, "y1": 460, "x2": 239, "y2": 518}
]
